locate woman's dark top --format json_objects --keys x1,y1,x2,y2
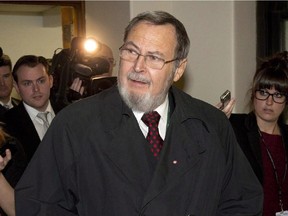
[{"x1": 230, "y1": 112, "x2": 288, "y2": 215}]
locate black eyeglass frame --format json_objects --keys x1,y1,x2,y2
[{"x1": 254, "y1": 90, "x2": 287, "y2": 104}]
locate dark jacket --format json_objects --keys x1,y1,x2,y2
[
  {"x1": 0, "y1": 97, "x2": 20, "y2": 119},
  {"x1": 2, "y1": 101, "x2": 58, "y2": 163},
  {"x1": 0, "y1": 135, "x2": 27, "y2": 216},
  {"x1": 229, "y1": 112, "x2": 288, "y2": 184},
  {"x1": 15, "y1": 86, "x2": 263, "y2": 216}
]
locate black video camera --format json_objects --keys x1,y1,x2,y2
[{"x1": 49, "y1": 47, "x2": 116, "y2": 109}]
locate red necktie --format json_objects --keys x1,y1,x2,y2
[{"x1": 141, "y1": 111, "x2": 163, "y2": 158}]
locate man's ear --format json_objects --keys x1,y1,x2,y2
[{"x1": 173, "y1": 59, "x2": 187, "y2": 82}]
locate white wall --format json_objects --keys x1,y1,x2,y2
[
  {"x1": 85, "y1": 1, "x2": 256, "y2": 112},
  {"x1": 85, "y1": 1, "x2": 130, "y2": 76},
  {"x1": 234, "y1": 1, "x2": 256, "y2": 112},
  {"x1": 0, "y1": 11, "x2": 62, "y2": 99},
  {"x1": 0, "y1": 13, "x2": 62, "y2": 64}
]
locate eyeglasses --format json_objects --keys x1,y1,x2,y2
[
  {"x1": 119, "y1": 45, "x2": 178, "y2": 70},
  {"x1": 255, "y1": 89, "x2": 287, "y2": 104}
]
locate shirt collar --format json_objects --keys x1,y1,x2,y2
[
  {"x1": 133, "y1": 95, "x2": 169, "y2": 126},
  {"x1": 24, "y1": 101, "x2": 55, "y2": 120},
  {"x1": 0, "y1": 97, "x2": 13, "y2": 109}
]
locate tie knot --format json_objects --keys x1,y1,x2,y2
[
  {"x1": 141, "y1": 111, "x2": 161, "y2": 127},
  {"x1": 37, "y1": 112, "x2": 49, "y2": 123}
]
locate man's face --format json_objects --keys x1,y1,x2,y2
[
  {"x1": 0, "y1": 65, "x2": 13, "y2": 102},
  {"x1": 118, "y1": 22, "x2": 186, "y2": 112},
  {"x1": 14, "y1": 64, "x2": 53, "y2": 112}
]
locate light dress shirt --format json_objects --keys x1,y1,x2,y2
[
  {"x1": 24, "y1": 101, "x2": 55, "y2": 140},
  {"x1": 0, "y1": 98, "x2": 14, "y2": 109},
  {"x1": 133, "y1": 95, "x2": 169, "y2": 140}
]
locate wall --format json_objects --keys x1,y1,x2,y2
[
  {"x1": 85, "y1": 1, "x2": 130, "y2": 76},
  {"x1": 85, "y1": 1, "x2": 256, "y2": 113},
  {"x1": 0, "y1": 12, "x2": 62, "y2": 64},
  {"x1": 0, "y1": 11, "x2": 62, "y2": 99}
]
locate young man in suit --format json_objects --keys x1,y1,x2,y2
[
  {"x1": 2, "y1": 55, "x2": 55, "y2": 163},
  {"x1": 0, "y1": 49, "x2": 20, "y2": 119},
  {"x1": 12, "y1": 11, "x2": 263, "y2": 215}
]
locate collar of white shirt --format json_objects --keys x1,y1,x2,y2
[
  {"x1": 0, "y1": 98, "x2": 13, "y2": 109},
  {"x1": 133, "y1": 95, "x2": 169, "y2": 139},
  {"x1": 24, "y1": 101, "x2": 55, "y2": 124}
]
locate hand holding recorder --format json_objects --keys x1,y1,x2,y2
[{"x1": 216, "y1": 90, "x2": 236, "y2": 118}]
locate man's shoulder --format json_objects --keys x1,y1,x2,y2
[
  {"x1": 57, "y1": 86, "x2": 121, "y2": 118},
  {"x1": 3, "y1": 102, "x2": 26, "y2": 120},
  {"x1": 11, "y1": 97, "x2": 21, "y2": 106},
  {"x1": 172, "y1": 87, "x2": 223, "y2": 116}
]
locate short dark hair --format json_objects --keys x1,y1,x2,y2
[
  {"x1": 123, "y1": 11, "x2": 190, "y2": 64},
  {"x1": 12, "y1": 55, "x2": 50, "y2": 83},
  {"x1": 0, "y1": 52, "x2": 12, "y2": 70},
  {"x1": 251, "y1": 51, "x2": 288, "y2": 100}
]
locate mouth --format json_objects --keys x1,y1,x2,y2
[
  {"x1": 263, "y1": 108, "x2": 273, "y2": 114},
  {"x1": 33, "y1": 95, "x2": 43, "y2": 100},
  {"x1": 127, "y1": 73, "x2": 150, "y2": 87}
]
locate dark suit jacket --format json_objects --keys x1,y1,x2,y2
[
  {"x1": 229, "y1": 112, "x2": 288, "y2": 184},
  {"x1": 15, "y1": 86, "x2": 263, "y2": 216},
  {"x1": 0, "y1": 97, "x2": 20, "y2": 119},
  {"x1": 2, "y1": 101, "x2": 58, "y2": 163}
]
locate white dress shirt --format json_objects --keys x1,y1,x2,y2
[
  {"x1": 0, "y1": 97, "x2": 14, "y2": 109},
  {"x1": 24, "y1": 101, "x2": 55, "y2": 140}
]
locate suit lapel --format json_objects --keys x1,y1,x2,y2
[
  {"x1": 142, "y1": 117, "x2": 206, "y2": 207},
  {"x1": 103, "y1": 112, "x2": 154, "y2": 194}
]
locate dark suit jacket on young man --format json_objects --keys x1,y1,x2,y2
[
  {"x1": 2, "y1": 101, "x2": 57, "y2": 163},
  {"x1": 15, "y1": 86, "x2": 263, "y2": 216}
]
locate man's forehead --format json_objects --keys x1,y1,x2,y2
[{"x1": 0, "y1": 66, "x2": 12, "y2": 75}]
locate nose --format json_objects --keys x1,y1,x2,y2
[
  {"x1": 133, "y1": 55, "x2": 146, "y2": 72},
  {"x1": 32, "y1": 83, "x2": 40, "y2": 92},
  {"x1": 266, "y1": 94, "x2": 274, "y2": 105}
]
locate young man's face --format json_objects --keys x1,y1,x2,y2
[
  {"x1": 0, "y1": 65, "x2": 13, "y2": 103},
  {"x1": 14, "y1": 64, "x2": 53, "y2": 112}
]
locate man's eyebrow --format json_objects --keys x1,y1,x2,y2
[
  {"x1": 20, "y1": 76, "x2": 46, "y2": 82},
  {"x1": 146, "y1": 51, "x2": 165, "y2": 58},
  {"x1": 123, "y1": 41, "x2": 139, "y2": 50},
  {"x1": 124, "y1": 42, "x2": 165, "y2": 57}
]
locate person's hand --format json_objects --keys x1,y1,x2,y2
[
  {"x1": 215, "y1": 98, "x2": 236, "y2": 118},
  {"x1": 70, "y1": 77, "x2": 85, "y2": 96},
  {"x1": 0, "y1": 149, "x2": 12, "y2": 171}
]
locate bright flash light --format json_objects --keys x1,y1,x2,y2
[{"x1": 84, "y1": 38, "x2": 99, "y2": 53}]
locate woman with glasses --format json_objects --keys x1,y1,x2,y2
[{"x1": 229, "y1": 51, "x2": 288, "y2": 216}]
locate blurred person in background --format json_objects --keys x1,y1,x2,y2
[{"x1": 0, "y1": 48, "x2": 20, "y2": 119}]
